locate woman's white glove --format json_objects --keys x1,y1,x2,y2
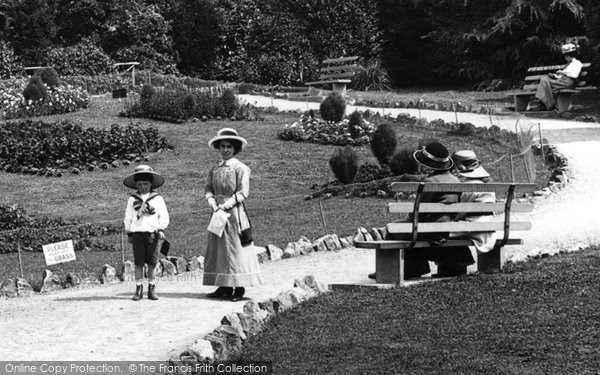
[{"x1": 207, "y1": 197, "x2": 219, "y2": 212}]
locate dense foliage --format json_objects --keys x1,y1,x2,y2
[
  {"x1": 0, "y1": 203, "x2": 119, "y2": 253},
  {"x1": 1, "y1": 0, "x2": 599, "y2": 86},
  {"x1": 1, "y1": 82, "x2": 89, "y2": 119},
  {"x1": 0, "y1": 119, "x2": 173, "y2": 176},
  {"x1": 329, "y1": 146, "x2": 359, "y2": 184}
]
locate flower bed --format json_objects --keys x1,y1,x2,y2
[
  {"x1": 0, "y1": 83, "x2": 89, "y2": 120},
  {"x1": 278, "y1": 115, "x2": 375, "y2": 146},
  {"x1": 0, "y1": 119, "x2": 173, "y2": 176}
]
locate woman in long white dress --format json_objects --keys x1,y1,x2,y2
[{"x1": 203, "y1": 128, "x2": 263, "y2": 302}]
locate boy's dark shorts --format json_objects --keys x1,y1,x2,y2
[{"x1": 131, "y1": 232, "x2": 158, "y2": 267}]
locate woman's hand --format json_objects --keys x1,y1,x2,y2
[{"x1": 157, "y1": 230, "x2": 165, "y2": 240}]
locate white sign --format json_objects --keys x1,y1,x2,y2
[{"x1": 42, "y1": 240, "x2": 76, "y2": 265}]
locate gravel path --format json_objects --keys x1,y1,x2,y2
[{"x1": 1, "y1": 97, "x2": 599, "y2": 361}]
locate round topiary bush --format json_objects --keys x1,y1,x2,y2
[
  {"x1": 140, "y1": 84, "x2": 156, "y2": 103},
  {"x1": 23, "y1": 75, "x2": 48, "y2": 101},
  {"x1": 320, "y1": 92, "x2": 346, "y2": 122},
  {"x1": 370, "y1": 123, "x2": 397, "y2": 166},
  {"x1": 348, "y1": 110, "x2": 364, "y2": 138},
  {"x1": 329, "y1": 146, "x2": 359, "y2": 184},
  {"x1": 355, "y1": 162, "x2": 392, "y2": 183},
  {"x1": 183, "y1": 93, "x2": 197, "y2": 117},
  {"x1": 389, "y1": 147, "x2": 419, "y2": 176},
  {"x1": 39, "y1": 67, "x2": 61, "y2": 88}
]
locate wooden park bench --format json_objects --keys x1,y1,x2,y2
[
  {"x1": 354, "y1": 181, "x2": 536, "y2": 286},
  {"x1": 305, "y1": 56, "x2": 359, "y2": 93},
  {"x1": 509, "y1": 63, "x2": 592, "y2": 113}
]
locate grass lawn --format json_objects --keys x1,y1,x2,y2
[
  {"x1": 234, "y1": 247, "x2": 600, "y2": 374},
  {"x1": 0, "y1": 92, "x2": 549, "y2": 286}
]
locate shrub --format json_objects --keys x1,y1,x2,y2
[
  {"x1": 47, "y1": 38, "x2": 114, "y2": 76},
  {"x1": 370, "y1": 123, "x2": 397, "y2": 165},
  {"x1": 22, "y1": 75, "x2": 48, "y2": 101},
  {"x1": 183, "y1": 94, "x2": 197, "y2": 118},
  {"x1": 237, "y1": 82, "x2": 257, "y2": 94},
  {"x1": 352, "y1": 59, "x2": 391, "y2": 91},
  {"x1": 389, "y1": 147, "x2": 419, "y2": 176},
  {"x1": 39, "y1": 67, "x2": 61, "y2": 88},
  {"x1": 140, "y1": 84, "x2": 156, "y2": 103},
  {"x1": 348, "y1": 111, "x2": 364, "y2": 138},
  {"x1": 220, "y1": 88, "x2": 238, "y2": 118},
  {"x1": 329, "y1": 146, "x2": 359, "y2": 184},
  {"x1": 355, "y1": 162, "x2": 392, "y2": 183},
  {"x1": 320, "y1": 92, "x2": 346, "y2": 122}
]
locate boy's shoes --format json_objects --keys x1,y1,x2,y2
[
  {"x1": 230, "y1": 287, "x2": 245, "y2": 302},
  {"x1": 132, "y1": 284, "x2": 143, "y2": 301},
  {"x1": 148, "y1": 284, "x2": 158, "y2": 300},
  {"x1": 207, "y1": 287, "x2": 233, "y2": 299}
]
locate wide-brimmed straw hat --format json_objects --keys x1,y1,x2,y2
[
  {"x1": 561, "y1": 43, "x2": 578, "y2": 54},
  {"x1": 208, "y1": 128, "x2": 248, "y2": 150},
  {"x1": 123, "y1": 165, "x2": 165, "y2": 189},
  {"x1": 413, "y1": 142, "x2": 454, "y2": 171},
  {"x1": 452, "y1": 150, "x2": 490, "y2": 179}
]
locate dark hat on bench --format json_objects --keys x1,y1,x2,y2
[
  {"x1": 413, "y1": 142, "x2": 454, "y2": 171},
  {"x1": 452, "y1": 150, "x2": 490, "y2": 179}
]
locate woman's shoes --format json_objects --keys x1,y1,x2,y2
[
  {"x1": 207, "y1": 287, "x2": 233, "y2": 299},
  {"x1": 230, "y1": 287, "x2": 245, "y2": 302}
]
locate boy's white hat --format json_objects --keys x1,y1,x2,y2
[
  {"x1": 123, "y1": 165, "x2": 164, "y2": 189},
  {"x1": 453, "y1": 150, "x2": 490, "y2": 179}
]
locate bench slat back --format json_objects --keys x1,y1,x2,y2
[
  {"x1": 522, "y1": 63, "x2": 591, "y2": 91},
  {"x1": 389, "y1": 182, "x2": 537, "y2": 194},
  {"x1": 387, "y1": 221, "x2": 532, "y2": 233},
  {"x1": 322, "y1": 56, "x2": 359, "y2": 64},
  {"x1": 306, "y1": 56, "x2": 360, "y2": 87},
  {"x1": 388, "y1": 202, "x2": 533, "y2": 214}
]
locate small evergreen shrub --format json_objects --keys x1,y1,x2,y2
[
  {"x1": 389, "y1": 147, "x2": 419, "y2": 176},
  {"x1": 355, "y1": 162, "x2": 392, "y2": 183},
  {"x1": 140, "y1": 84, "x2": 156, "y2": 103},
  {"x1": 183, "y1": 94, "x2": 197, "y2": 117},
  {"x1": 329, "y1": 146, "x2": 359, "y2": 184},
  {"x1": 22, "y1": 75, "x2": 48, "y2": 101},
  {"x1": 221, "y1": 88, "x2": 238, "y2": 118},
  {"x1": 320, "y1": 92, "x2": 346, "y2": 122},
  {"x1": 39, "y1": 67, "x2": 61, "y2": 88},
  {"x1": 370, "y1": 123, "x2": 398, "y2": 165},
  {"x1": 348, "y1": 110, "x2": 364, "y2": 138}
]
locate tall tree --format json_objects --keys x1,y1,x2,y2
[{"x1": 5, "y1": 0, "x2": 57, "y2": 66}]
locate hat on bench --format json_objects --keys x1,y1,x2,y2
[
  {"x1": 561, "y1": 43, "x2": 578, "y2": 54},
  {"x1": 413, "y1": 142, "x2": 454, "y2": 171},
  {"x1": 452, "y1": 150, "x2": 490, "y2": 179}
]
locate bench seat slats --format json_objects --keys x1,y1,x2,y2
[
  {"x1": 387, "y1": 221, "x2": 532, "y2": 233},
  {"x1": 322, "y1": 56, "x2": 358, "y2": 64},
  {"x1": 389, "y1": 182, "x2": 537, "y2": 193},
  {"x1": 305, "y1": 79, "x2": 351, "y2": 85},
  {"x1": 320, "y1": 64, "x2": 359, "y2": 73},
  {"x1": 527, "y1": 63, "x2": 591, "y2": 72},
  {"x1": 355, "y1": 238, "x2": 523, "y2": 249},
  {"x1": 388, "y1": 202, "x2": 534, "y2": 214}
]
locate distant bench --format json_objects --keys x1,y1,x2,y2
[
  {"x1": 354, "y1": 181, "x2": 536, "y2": 286},
  {"x1": 305, "y1": 56, "x2": 359, "y2": 93},
  {"x1": 508, "y1": 63, "x2": 592, "y2": 113}
]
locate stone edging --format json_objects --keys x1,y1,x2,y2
[{"x1": 169, "y1": 275, "x2": 328, "y2": 363}]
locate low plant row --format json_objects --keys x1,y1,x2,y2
[
  {"x1": 120, "y1": 86, "x2": 255, "y2": 123},
  {"x1": 0, "y1": 203, "x2": 119, "y2": 253},
  {"x1": 0, "y1": 119, "x2": 173, "y2": 176},
  {"x1": 278, "y1": 112, "x2": 375, "y2": 146},
  {"x1": 0, "y1": 83, "x2": 89, "y2": 120}
]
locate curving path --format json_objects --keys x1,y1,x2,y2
[{"x1": 1, "y1": 96, "x2": 599, "y2": 362}]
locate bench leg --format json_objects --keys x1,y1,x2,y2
[
  {"x1": 514, "y1": 95, "x2": 530, "y2": 112},
  {"x1": 332, "y1": 82, "x2": 347, "y2": 93},
  {"x1": 556, "y1": 93, "x2": 573, "y2": 113},
  {"x1": 376, "y1": 248, "x2": 404, "y2": 286},
  {"x1": 477, "y1": 246, "x2": 503, "y2": 272}
]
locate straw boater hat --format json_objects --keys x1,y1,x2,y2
[
  {"x1": 561, "y1": 43, "x2": 578, "y2": 54},
  {"x1": 123, "y1": 165, "x2": 165, "y2": 189},
  {"x1": 452, "y1": 150, "x2": 490, "y2": 179},
  {"x1": 208, "y1": 128, "x2": 248, "y2": 150},
  {"x1": 413, "y1": 142, "x2": 454, "y2": 171}
]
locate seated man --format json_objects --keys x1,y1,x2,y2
[{"x1": 533, "y1": 43, "x2": 582, "y2": 111}]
